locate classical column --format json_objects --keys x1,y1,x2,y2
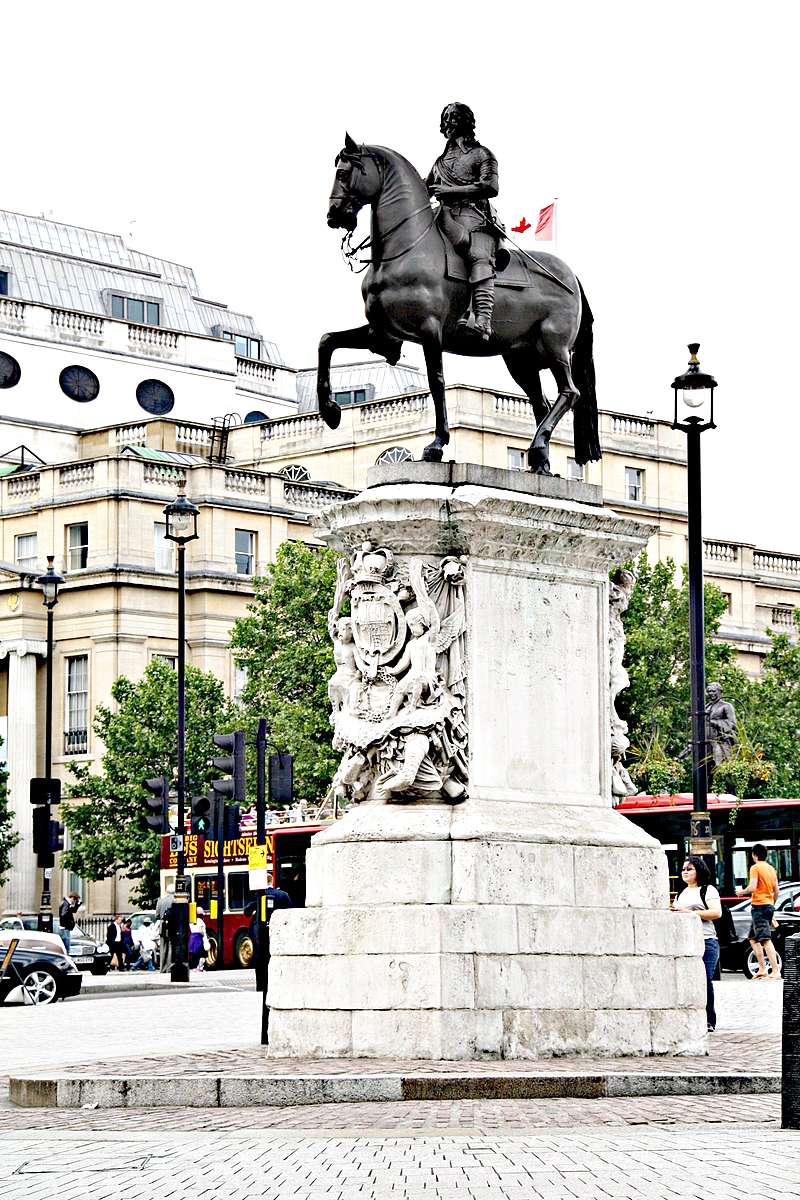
[{"x1": 0, "y1": 639, "x2": 47, "y2": 912}]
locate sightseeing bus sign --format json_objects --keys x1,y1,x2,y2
[{"x1": 159, "y1": 832, "x2": 274, "y2": 871}]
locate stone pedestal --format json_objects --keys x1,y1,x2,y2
[{"x1": 267, "y1": 464, "x2": 706, "y2": 1058}]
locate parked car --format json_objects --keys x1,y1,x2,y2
[
  {"x1": 721, "y1": 882, "x2": 800, "y2": 978},
  {"x1": 129, "y1": 911, "x2": 157, "y2": 931},
  {"x1": 0, "y1": 930, "x2": 83, "y2": 1005},
  {"x1": 0, "y1": 913, "x2": 112, "y2": 975}
]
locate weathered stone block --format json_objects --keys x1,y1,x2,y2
[
  {"x1": 676, "y1": 956, "x2": 707, "y2": 1008},
  {"x1": 475, "y1": 954, "x2": 583, "y2": 1009},
  {"x1": 650, "y1": 1007, "x2": 708, "y2": 1055},
  {"x1": 439, "y1": 905, "x2": 519, "y2": 954},
  {"x1": 452, "y1": 841, "x2": 575, "y2": 906},
  {"x1": 574, "y1": 845, "x2": 668, "y2": 908},
  {"x1": 634, "y1": 909, "x2": 703, "y2": 956},
  {"x1": 516, "y1": 906, "x2": 635, "y2": 956},
  {"x1": 268, "y1": 953, "x2": 475, "y2": 1010},
  {"x1": 582, "y1": 956, "x2": 676, "y2": 1009},
  {"x1": 306, "y1": 841, "x2": 452, "y2": 907},
  {"x1": 501, "y1": 1008, "x2": 652, "y2": 1058},
  {"x1": 265, "y1": 1010, "x2": 353, "y2": 1058}
]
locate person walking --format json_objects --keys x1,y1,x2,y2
[
  {"x1": 121, "y1": 919, "x2": 136, "y2": 969},
  {"x1": 672, "y1": 856, "x2": 722, "y2": 1032},
  {"x1": 155, "y1": 884, "x2": 175, "y2": 973},
  {"x1": 737, "y1": 843, "x2": 781, "y2": 979},
  {"x1": 106, "y1": 914, "x2": 126, "y2": 971},
  {"x1": 57, "y1": 891, "x2": 80, "y2": 956}
]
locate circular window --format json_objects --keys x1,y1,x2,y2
[
  {"x1": 136, "y1": 379, "x2": 175, "y2": 416},
  {"x1": 280, "y1": 464, "x2": 311, "y2": 482},
  {"x1": 376, "y1": 446, "x2": 413, "y2": 466},
  {"x1": 0, "y1": 352, "x2": 21, "y2": 389},
  {"x1": 59, "y1": 365, "x2": 100, "y2": 402}
]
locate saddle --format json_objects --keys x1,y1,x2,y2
[{"x1": 438, "y1": 226, "x2": 540, "y2": 290}]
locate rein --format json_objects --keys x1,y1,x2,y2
[{"x1": 341, "y1": 201, "x2": 435, "y2": 273}]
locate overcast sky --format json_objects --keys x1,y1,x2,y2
[{"x1": 3, "y1": 1, "x2": 798, "y2": 551}]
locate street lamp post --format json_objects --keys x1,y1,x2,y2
[
  {"x1": 35, "y1": 555, "x2": 64, "y2": 917},
  {"x1": 164, "y1": 482, "x2": 200, "y2": 983},
  {"x1": 671, "y1": 343, "x2": 718, "y2": 874}
]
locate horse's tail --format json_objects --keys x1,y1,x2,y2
[{"x1": 572, "y1": 280, "x2": 601, "y2": 465}]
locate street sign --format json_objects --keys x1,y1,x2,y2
[
  {"x1": 174, "y1": 877, "x2": 191, "y2": 898},
  {"x1": 169, "y1": 834, "x2": 184, "y2": 854},
  {"x1": 249, "y1": 868, "x2": 269, "y2": 890},
  {"x1": 248, "y1": 844, "x2": 269, "y2": 870}
]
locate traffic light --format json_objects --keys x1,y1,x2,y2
[
  {"x1": 191, "y1": 793, "x2": 213, "y2": 835},
  {"x1": 142, "y1": 776, "x2": 169, "y2": 834},
  {"x1": 223, "y1": 804, "x2": 240, "y2": 840},
  {"x1": 32, "y1": 805, "x2": 50, "y2": 858},
  {"x1": 269, "y1": 753, "x2": 294, "y2": 808},
  {"x1": 30, "y1": 777, "x2": 61, "y2": 807},
  {"x1": 211, "y1": 731, "x2": 246, "y2": 803},
  {"x1": 49, "y1": 818, "x2": 65, "y2": 853}
]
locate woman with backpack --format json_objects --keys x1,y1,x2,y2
[{"x1": 672, "y1": 856, "x2": 722, "y2": 1032}]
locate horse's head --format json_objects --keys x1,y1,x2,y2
[{"x1": 327, "y1": 133, "x2": 382, "y2": 231}]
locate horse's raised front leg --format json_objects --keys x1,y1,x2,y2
[
  {"x1": 420, "y1": 319, "x2": 449, "y2": 462},
  {"x1": 317, "y1": 324, "x2": 373, "y2": 429}
]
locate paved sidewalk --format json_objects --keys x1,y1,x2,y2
[{"x1": 1, "y1": 1126, "x2": 799, "y2": 1200}]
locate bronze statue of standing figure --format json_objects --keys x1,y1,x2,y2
[{"x1": 318, "y1": 105, "x2": 601, "y2": 473}]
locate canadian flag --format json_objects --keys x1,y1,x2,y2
[{"x1": 535, "y1": 202, "x2": 555, "y2": 241}]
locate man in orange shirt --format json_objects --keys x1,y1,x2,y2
[{"x1": 737, "y1": 844, "x2": 781, "y2": 979}]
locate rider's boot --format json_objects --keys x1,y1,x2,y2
[{"x1": 472, "y1": 277, "x2": 495, "y2": 340}]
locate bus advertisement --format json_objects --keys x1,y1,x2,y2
[{"x1": 159, "y1": 821, "x2": 328, "y2": 968}]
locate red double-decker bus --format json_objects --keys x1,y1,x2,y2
[{"x1": 159, "y1": 818, "x2": 329, "y2": 967}]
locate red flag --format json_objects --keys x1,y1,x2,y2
[
  {"x1": 535, "y1": 202, "x2": 555, "y2": 241},
  {"x1": 511, "y1": 216, "x2": 531, "y2": 233}
]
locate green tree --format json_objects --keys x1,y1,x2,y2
[
  {"x1": 0, "y1": 737, "x2": 18, "y2": 889},
  {"x1": 230, "y1": 541, "x2": 340, "y2": 805},
  {"x1": 731, "y1": 618, "x2": 800, "y2": 797},
  {"x1": 63, "y1": 659, "x2": 236, "y2": 904},
  {"x1": 619, "y1": 553, "x2": 749, "y2": 793}
]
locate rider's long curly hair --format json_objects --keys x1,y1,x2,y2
[{"x1": 440, "y1": 103, "x2": 476, "y2": 138}]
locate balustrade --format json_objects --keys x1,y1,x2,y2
[
  {"x1": 58, "y1": 463, "x2": 95, "y2": 488},
  {"x1": 7, "y1": 473, "x2": 40, "y2": 498},
  {"x1": 143, "y1": 463, "x2": 186, "y2": 485},
  {"x1": 114, "y1": 424, "x2": 147, "y2": 447},
  {"x1": 262, "y1": 414, "x2": 324, "y2": 440},
  {"x1": 225, "y1": 469, "x2": 267, "y2": 495},
  {"x1": 236, "y1": 358, "x2": 276, "y2": 383},
  {"x1": 358, "y1": 393, "x2": 429, "y2": 424},
  {"x1": 611, "y1": 415, "x2": 655, "y2": 438},
  {"x1": 127, "y1": 324, "x2": 180, "y2": 351},
  {"x1": 755, "y1": 551, "x2": 800, "y2": 575},
  {"x1": 0, "y1": 296, "x2": 26, "y2": 323},
  {"x1": 284, "y1": 482, "x2": 353, "y2": 510},
  {"x1": 494, "y1": 394, "x2": 532, "y2": 418},
  {"x1": 50, "y1": 308, "x2": 105, "y2": 336},
  {"x1": 176, "y1": 424, "x2": 212, "y2": 448},
  {"x1": 704, "y1": 540, "x2": 738, "y2": 563},
  {"x1": 771, "y1": 607, "x2": 797, "y2": 629}
]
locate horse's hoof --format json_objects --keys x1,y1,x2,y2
[
  {"x1": 318, "y1": 396, "x2": 342, "y2": 430},
  {"x1": 422, "y1": 442, "x2": 444, "y2": 463},
  {"x1": 527, "y1": 444, "x2": 551, "y2": 474}
]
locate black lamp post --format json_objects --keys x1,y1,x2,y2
[
  {"x1": 671, "y1": 343, "x2": 718, "y2": 874},
  {"x1": 35, "y1": 555, "x2": 64, "y2": 916},
  {"x1": 163, "y1": 482, "x2": 199, "y2": 983}
]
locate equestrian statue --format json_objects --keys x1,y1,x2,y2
[{"x1": 318, "y1": 102, "x2": 601, "y2": 474}]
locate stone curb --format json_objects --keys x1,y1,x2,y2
[{"x1": 8, "y1": 1072, "x2": 780, "y2": 1109}]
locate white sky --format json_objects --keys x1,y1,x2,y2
[{"x1": 3, "y1": 1, "x2": 799, "y2": 551}]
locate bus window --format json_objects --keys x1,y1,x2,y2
[
  {"x1": 194, "y1": 876, "x2": 217, "y2": 908},
  {"x1": 227, "y1": 872, "x2": 254, "y2": 911}
]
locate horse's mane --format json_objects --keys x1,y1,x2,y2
[{"x1": 362, "y1": 144, "x2": 428, "y2": 200}]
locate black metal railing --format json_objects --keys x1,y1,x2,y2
[{"x1": 64, "y1": 729, "x2": 88, "y2": 755}]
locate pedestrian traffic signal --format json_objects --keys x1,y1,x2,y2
[
  {"x1": 142, "y1": 776, "x2": 169, "y2": 834},
  {"x1": 211, "y1": 731, "x2": 246, "y2": 803},
  {"x1": 48, "y1": 818, "x2": 65, "y2": 853},
  {"x1": 32, "y1": 805, "x2": 50, "y2": 857},
  {"x1": 223, "y1": 804, "x2": 240, "y2": 840},
  {"x1": 191, "y1": 793, "x2": 213, "y2": 835}
]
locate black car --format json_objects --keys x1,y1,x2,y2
[
  {"x1": 721, "y1": 882, "x2": 800, "y2": 977},
  {"x1": 0, "y1": 914, "x2": 111, "y2": 975},
  {"x1": 0, "y1": 933, "x2": 83, "y2": 1005}
]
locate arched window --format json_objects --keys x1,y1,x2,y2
[
  {"x1": 280, "y1": 464, "x2": 311, "y2": 482},
  {"x1": 376, "y1": 446, "x2": 413, "y2": 466}
]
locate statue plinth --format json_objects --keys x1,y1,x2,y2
[{"x1": 267, "y1": 465, "x2": 707, "y2": 1059}]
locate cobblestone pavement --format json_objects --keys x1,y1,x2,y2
[
  {"x1": 4, "y1": 978, "x2": 781, "y2": 1082},
  {"x1": 1, "y1": 1125, "x2": 798, "y2": 1200},
  {"x1": 0, "y1": 1094, "x2": 782, "y2": 1132}
]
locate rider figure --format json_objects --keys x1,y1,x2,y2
[{"x1": 427, "y1": 102, "x2": 499, "y2": 340}]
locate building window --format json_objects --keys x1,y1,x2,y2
[
  {"x1": 152, "y1": 653, "x2": 177, "y2": 669},
  {"x1": 0, "y1": 270, "x2": 8, "y2": 295},
  {"x1": 0, "y1": 351, "x2": 21, "y2": 388},
  {"x1": 624, "y1": 466, "x2": 645, "y2": 503},
  {"x1": 567, "y1": 457, "x2": 584, "y2": 481},
  {"x1": 721, "y1": 591, "x2": 732, "y2": 614},
  {"x1": 280, "y1": 464, "x2": 311, "y2": 482},
  {"x1": 332, "y1": 385, "x2": 374, "y2": 407},
  {"x1": 234, "y1": 663, "x2": 248, "y2": 701},
  {"x1": 376, "y1": 446, "x2": 413, "y2": 466},
  {"x1": 65, "y1": 655, "x2": 89, "y2": 755},
  {"x1": 111, "y1": 294, "x2": 160, "y2": 326},
  {"x1": 507, "y1": 447, "x2": 526, "y2": 471},
  {"x1": 154, "y1": 522, "x2": 174, "y2": 572},
  {"x1": 136, "y1": 379, "x2": 175, "y2": 416},
  {"x1": 14, "y1": 533, "x2": 37, "y2": 570},
  {"x1": 67, "y1": 522, "x2": 89, "y2": 570},
  {"x1": 235, "y1": 529, "x2": 256, "y2": 575},
  {"x1": 59, "y1": 365, "x2": 100, "y2": 403},
  {"x1": 222, "y1": 332, "x2": 260, "y2": 360}
]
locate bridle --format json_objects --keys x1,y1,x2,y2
[{"x1": 335, "y1": 147, "x2": 435, "y2": 273}]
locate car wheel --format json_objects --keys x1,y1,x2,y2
[
  {"x1": 205, "y1": 935, "x2": 218, "y2": 969},
  {"x1": 743, "y1": 947, "x2": 783, "y2": 979},
  {"x1": 22, "y1": 966, "x2": 59, "y2": 1005},
  {"x1": 234, "y1": 931, "x2": 255, "y2": 969}
]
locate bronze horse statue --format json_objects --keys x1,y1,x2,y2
[{"x1": 319, "y1": 136, "x2": 600, "y2": 474}]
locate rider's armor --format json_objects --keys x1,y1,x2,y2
[{"x1": 427, "y1": 137, "x2": 500, "y2": 338}]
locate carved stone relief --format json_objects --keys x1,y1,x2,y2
[
  {"x1": 609, "y1": 566, "x2": 637, "y2": 798},
  {"x1": 327, "y1": 542, "x2": 468, "y2": 805}
]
